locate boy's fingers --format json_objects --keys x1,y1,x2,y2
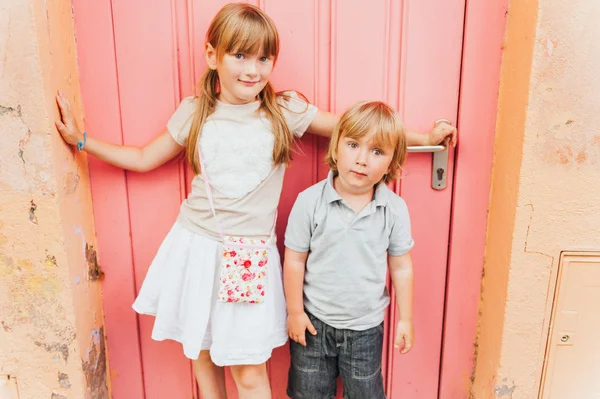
[
  {"x1": 299, "y1": 333, "x2": 307, "y2": 347},
  {"x1": 307, "y1": 321, "x2": 317, "y2": 335}
]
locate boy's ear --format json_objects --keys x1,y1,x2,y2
[{"x1": 205, "y1": 43, "x2": 218, "y2": 70}]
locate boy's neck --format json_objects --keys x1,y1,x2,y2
[{"x1": 333, "y1": 175, "x2": 375, "y2": 214}]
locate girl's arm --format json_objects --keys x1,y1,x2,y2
[
  {"x1": 284, "y1": 247, "x2": 316, "y2": 346},
  {"x1": 389, "y1": 252, "x2": 415, "y2": 354},
  {"x1": 307, "y1": 109, "x2": 458, "y2": 147},
  {"x1": 55, "y1": 91, "x2": 183, "y2": 173}
]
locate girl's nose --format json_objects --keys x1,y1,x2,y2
[{"x1": 245, "y1": 61, "x2": 258, "y2": 77}]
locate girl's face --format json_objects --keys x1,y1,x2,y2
[{"x1": 206, "y1": 44, "x2": 274, "y2": 105}]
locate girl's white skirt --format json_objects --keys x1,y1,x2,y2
[{"x1": 132, "y1": 221, "x2": 288, "y2": 366}]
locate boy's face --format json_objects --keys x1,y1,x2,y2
[{"x1": 335, "y1": 129, "x2": 394, "y2": 194}]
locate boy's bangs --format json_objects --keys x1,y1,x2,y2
[
  {"x1": 223, "y1": 15, "x2": 278, "y2": 57},
  {"x1": 342, "y1": 112, "x2": 399, "y2": 150}
]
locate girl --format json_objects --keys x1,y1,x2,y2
[{"x1": 55, "y1": 3, "x2": 456, "y2": 398}]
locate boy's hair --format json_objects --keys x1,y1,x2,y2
[
  {"x1": 326, "y1": 101, "x2": 407, "y2": 184},
  {"x1": 186, "y1": 3, "x2": 296, "y2": 174}
]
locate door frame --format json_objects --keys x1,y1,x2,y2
[{"x1": 438, "y1": 0, "x2": 508, "y2": 397}]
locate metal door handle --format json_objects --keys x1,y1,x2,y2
[{"x1": 407, "y1": 142, "x2": 449, "y2": 190}]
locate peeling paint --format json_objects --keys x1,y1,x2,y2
[
  {"x1": 29, "y1": 200, "x2": 38, "y2": 224},
  {"x1": 0, "y1": 104, "x2": 21, "y2": 117},
  {"x1": 44, "y1": 254, "x2": 57, "y2": 268},
  {"x1": 1, "y1": 320, "x2": 12, "y2": 332},
  {"x1": 34, "y1": 341, "x2": 70, "y2": 362},
  {"x1": 494, "y1": 378, "x2": 516, "y2": 398},
  {"x1": 57, "y1": 372, "x2": 71, "y2": 388},
  {"x1": 85, "y1": 244, "x2": 104, "y2": 281},
  {"x1": 81, "y1": 327, "x2": 108, "y2": 398}
]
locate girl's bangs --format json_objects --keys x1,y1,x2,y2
[{"x1": 223, "y1": 16, "x2": 278, "y2": 57}]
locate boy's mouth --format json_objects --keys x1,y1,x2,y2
[{"x1": 351, "y1": 171, "x2": 367, "y2": 178}]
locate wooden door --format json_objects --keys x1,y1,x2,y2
[{"x1": 72, "y1": 0, "x2": 467, "y2": 397}]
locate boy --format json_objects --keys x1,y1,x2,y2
[{"x1": 284, "y1": 101, "x2": 414, "y2": 399}]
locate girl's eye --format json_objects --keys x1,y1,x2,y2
[
  {"x1": 259, "y1": 56, "x2": 269, "y2": 62},
  {"x1": 348, "y1": 142, "x2": 358, "y2": 149},
  {"x1": 234, "y1": 53, "x2": 245, "y2": 59},
  {"x1": 373, "y1": 149, "x2": 383, "y2": 156}
]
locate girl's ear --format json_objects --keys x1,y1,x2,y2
[{"x1": 205, "y1": 43, "x2": 218, "y2": 70}]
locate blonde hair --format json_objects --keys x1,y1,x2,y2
[
  {"x1": 326, "y1": 101, "x2": 407, "y2": 184},
  {"x1": 186, "y1": 3, "x2": 295, "y2": 174}
]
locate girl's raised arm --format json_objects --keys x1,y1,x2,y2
[{"x1": 55, "y1": 91, "x2": 183, "y2": 173}]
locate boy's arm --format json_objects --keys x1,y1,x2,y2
[
  {"x1": 307, "y1": 109, "x2": 457, "y2": 146},
  {"x1": 389, "y1": 253, "x2": 415, "y2": 354},
  {"x1": 284, "y1": 248, "x2": 317, "y2": 346}
]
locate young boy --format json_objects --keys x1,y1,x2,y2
[{"x1": 284, "y1": 101, "x2": 414, "y2": 399}]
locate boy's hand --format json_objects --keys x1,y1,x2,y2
[
  {"x1": 428, "y1": 120, "x2": 457, "y2": 147},
  {"x1": 394, "y1": 320, "x2": 414, "y2": 354},
  {"x1": 55, "y1": 90, "x2": 84, "y2": 146},
  {"x1": 286, "y1": 312, "x2": 317, "y2": 347}
]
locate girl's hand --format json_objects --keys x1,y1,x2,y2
[
  {"x1": 286, "y1": 312, "x2": 317, "y2": 347},
  {"x1": 55, "y1": 90, "x2": 84, "y2": 146},
  {"x1": 428, "y1": 120, "x2": 457, "y2": 147},
  {"x1": 394, "y1": 320, "x2": 414, "y2": 354}
]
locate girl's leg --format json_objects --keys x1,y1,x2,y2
[
  {"x1": 230, "y1": 362, "x2": 271, "y2": 399},
  {"x1": 193, "y1": 350, "x2": 227, "y2": 399}
]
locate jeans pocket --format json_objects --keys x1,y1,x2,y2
[
  {"x1": 290, "y1": 323, "x2": 322, "y2": 373},
  {"x1": 350, "y1": 323, "x2": 384, "y2": 380}
]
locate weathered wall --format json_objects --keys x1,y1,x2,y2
[
  {"x1": 0, "y1": 0, "x2": 108, "y2": 397},
  {"x1": 473, "y1": 0, "x2": 600, "y2": 397}
]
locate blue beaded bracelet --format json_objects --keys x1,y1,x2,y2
[{"x1": 77, "y1": 132, "x2": 87, "y2": 151}]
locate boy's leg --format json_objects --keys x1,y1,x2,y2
[
  {"x1": 338, "y1": 322, "x2": 386, "y2": 399},
  {"x1": 287, "y1": 313, "x2": 338, "y2": 399}
]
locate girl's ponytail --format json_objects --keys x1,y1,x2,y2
[
  {"x1": 187, "y1": 69, "x2": 219, "y2": 174},
  {"x1": 260, "y1": 82, "x2": 294, "y2": 166}
]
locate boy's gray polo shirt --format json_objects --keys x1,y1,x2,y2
[{"x1": 285, "y1": 171, "x2": 414, "y2": 331}]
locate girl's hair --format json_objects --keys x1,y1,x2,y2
[
  {"x1": 186, "y1": 3, "x2": 295, "y2": 174},
  {"x1": 326, "y1": 101, "x2": 407, "y2": 184}
]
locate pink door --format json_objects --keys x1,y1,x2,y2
[{"x1": 72, "y1": 0, "x2": 474, "y2": 397}]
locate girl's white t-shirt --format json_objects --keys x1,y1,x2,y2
[{"x1": 167, "y1": 91, "x2": 318, "y2": 242}]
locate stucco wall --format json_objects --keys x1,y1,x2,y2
[
  {"x1": 473, "y1": 0, "x2": 600, "y2": 397},
  {"x1": 0, "y1": 0, "x2": 108, "y2": 398}
]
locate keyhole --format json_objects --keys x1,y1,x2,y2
[{"x1": 437, "y1": 168, "x2": 445, "y2": 181}]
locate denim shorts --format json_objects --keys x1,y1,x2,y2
[{"x1": 287, "y1": 312, "x2": 386, "y2": 399}]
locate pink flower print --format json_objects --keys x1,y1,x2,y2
[
  {"x1": 261, "y1": 291, "x2": 265, "y2": 296},
  {"x1": 257, "y1": 284, "x2": 263, "y2": 290},
  {"x1": 229, "y1": 250, "x2": 237, "y2": 257},
  {"x1": 242, "y1": 273, "x2": 252, "y2": 282},
  {"x1": 228, "y1": 289, "x2": 234, "y2": 296},
  {"x1": 258, "y1": 258, "x2": 267, "y2": 267},
  {"x1": 243, "y1": 260, "x2": 252, "y2": 268}
]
